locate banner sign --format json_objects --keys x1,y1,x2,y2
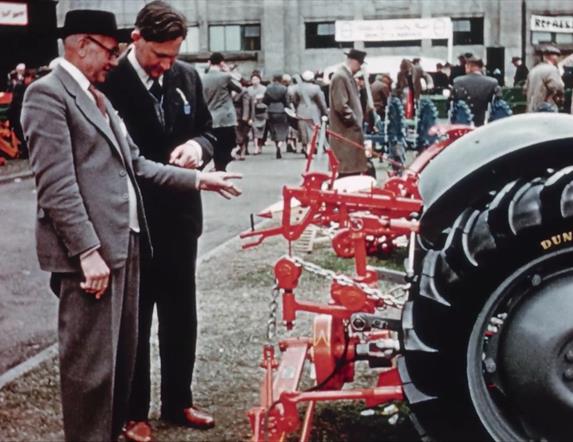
[
  {"x1": 0, "y1": 2, "x2": 27, "y2": 26},
  {"x1": 335, "y1": 17, "x2": 452, "y2": 42},
  {"x1": 531, "y1": 14, "x2": 573, "y2": 33}
]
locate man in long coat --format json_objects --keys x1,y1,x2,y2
[
  {"x1": 328, "y1": 49, "x2": 368, "y2": 176},
  {"x1": 292, "y1": 70, "x2": 328, "y2": 153},
  {"x1": 525, "y1": 45, "x2": 564, "y2": 113}
]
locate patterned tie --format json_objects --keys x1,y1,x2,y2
[
  {"x1": 149, "y1": 78, "x2": 163, "y2": 101},
  {"x1": 88, "y1": 84, "x2": 107, "y2": 117}
]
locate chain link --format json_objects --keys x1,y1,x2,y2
[
  {"x1": 266, "y1": 285, "x2": 280, "y2": 342},
  {"x1": 290, "y1": 256, "x2": 409, "y2": 308}
]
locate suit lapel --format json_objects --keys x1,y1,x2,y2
[
  {"x1": 54, "y1": 66, "x2": 123, "y2": 159},
  {"x1": 344, "y1": 67, "x2": 358, "y2": 93},
  {"x1": 120, "y1": 58, "x2": 168, "y2": 135}
]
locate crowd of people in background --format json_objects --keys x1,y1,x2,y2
[
  {"x1": 4, "y1": 43, "x2": 573, "y2": 164},
  {"x1": 201, "y1": 45, "x2": 573, "y2": 169}
]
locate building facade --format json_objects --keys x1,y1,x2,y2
[{"x1": 55, "y1": 0, "x2": 573, "y2": 82}]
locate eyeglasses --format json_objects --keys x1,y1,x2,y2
[{"x1": 86, "y1": 36, "x2": 120, "y2": 59}]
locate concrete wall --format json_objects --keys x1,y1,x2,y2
[{"x1": 55, "y1": 0, "x2": 573, "y2": 82}]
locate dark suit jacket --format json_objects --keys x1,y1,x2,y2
[
  {"x1": 453, "y1": 73, "x2": 501, "y2": 126},
  {"x1": 101, "y1": 57, "x2": 215, "y2": 239},
  {"x1": 263, "y1": 82, "x2": 288, "y2": 113},
  {"x1": 21, "y1": 65, "x2": 200, "y2": 272}
]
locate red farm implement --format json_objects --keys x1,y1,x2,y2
[{"x1": 244, "y1": 113, "x2": 573, "y2": 442}]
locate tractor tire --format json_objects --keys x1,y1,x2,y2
[{"x1": 400, "y1": 166, "x2": 573, "y2": 441}]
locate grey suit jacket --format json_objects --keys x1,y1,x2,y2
[
  {"x1": 21, "y1": 65, "x2": 199, "y2": 273},
  {"x1": 292, "y1": 82, "x2": 327, "y2": 123},
  {"x1": 525, "y1": 62, "x2": 565, "y2": 112},
  {"x1": 202, "y1": 69, "x2": 242, "y2": 128}
]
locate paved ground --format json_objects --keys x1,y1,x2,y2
[{"x1": 0, "y1": 148, "x2": 311, "y2": 375}]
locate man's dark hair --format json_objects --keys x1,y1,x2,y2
[
  {"x1": 272, "y1": 74, "x2": 283, "y2": 82},
  {"x1": 135, "y1": 1, "x2": 188, "y2": 42},
  {"x1": 209, "y1": 52, "x2": 224, "y2": 65}
]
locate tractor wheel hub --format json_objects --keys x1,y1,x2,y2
[{"x1": 499, "y1": 273, "x2": 573, "y2": 436}]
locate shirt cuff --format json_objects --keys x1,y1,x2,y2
[
  {"x1": 80, "y1": 246, "x2": 100, "y2": 260},
  {"x1": 184, "y1": 139, "x2": 204, "y2": 168},
  {"x1": 195, "y1": 170, "x2": 202, "y2": 190}
]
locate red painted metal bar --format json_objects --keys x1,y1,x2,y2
[
  {"x1": 300, "y1": 400, "x2": 316, "y2": 442},
  {"x1": 279, "y1": 385, "x2": 404, "y2": 407},
  {"x1": 282, "y1": 290, "x2": 377, "y2": 329}
]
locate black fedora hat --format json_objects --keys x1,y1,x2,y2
[
  {"x1": 60, "y1": 10, "x2": 118, "y2": 39},
  {"x1": 344, "y1": 49, "x2": 367, "y2": 65}
]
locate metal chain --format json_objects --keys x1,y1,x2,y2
[
  {"x1": 291, "y1": 256, "x2": 409, "y2": 308},
  {"x1": 266, "y1": 285, "x2": 280, "y2": 342}
]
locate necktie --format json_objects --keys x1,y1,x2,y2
[
  {"x1": 149, "y1": 79, "x2": 163, "y2": 101},
  {"x1": 88, "y1": 84, "x2": 107, "y2": 117}
]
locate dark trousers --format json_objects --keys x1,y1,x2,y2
[
  {"x1": 56, "y1": 232, "x2": 139, "y2": 442},
  {"x1": 128, "y1": 229, "x2": 198, "y2": 420},
  {"x1": 212, "y1": 126, "x2": 236, "y2": 171}
]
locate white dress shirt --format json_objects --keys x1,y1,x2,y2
[
  {"x1": 127, "y1": 48, "x2": 204, "y2": 168},
  {"x1": 59, "y1": 58, "x2": 140, "y2": 233}
]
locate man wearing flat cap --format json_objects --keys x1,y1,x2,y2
[
  {"x1": 21, "y1": 9, "x2": 240, "y2": 442},
  {"x1": 328, "y1": 48, "x2": 368, "y2": 176},
  {"x1": 525, "y1": 45, "x2": 564, "y2": 112},
  {"x1": 452, "y1": 55, "x2": 501, "y2": 126}
]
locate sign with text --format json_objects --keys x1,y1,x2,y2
[
  {"x1": 0, "y1": 2, "x2": 27, "y2": 26},
  {"x1": 335, "y1": 17, "x2": 452, "y2": 42},
  {"x1": 531, "y1": 14, "x2": 573, "y2": 33}
]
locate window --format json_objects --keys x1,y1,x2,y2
[
  {"x1": 432, "y1": 17, "x2": 484, "y2": 46},
  {"x1": 532, "y1": 31, "x2": 573, "y2": 45},
  {"x1": 180, "y1": 26, "x2": 200, "y2": 53},
  {"x1": 209, "y1": 24, "x2": 260, "y2": 51},
  {"x1": 305, "y1": 22, "x2": 353, "y2": 49}
]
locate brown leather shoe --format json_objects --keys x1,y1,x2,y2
[
  {"x1": 163, "y1": 406, "x2": 215, "y2": 429},
  {"x1": 183, "y1": 407, "x2": 215, "y2": 429},
  {"x1": 123, "y1": 420, "x2": 152, "y2": 442}
]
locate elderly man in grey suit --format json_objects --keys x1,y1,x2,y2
[
  {"x1": 21, "y1": 10, "x2": 240, "y2": 442},
  {"x1": 292, "y1": 70, "x2": 328, "y2": 155},
  {"x1": 202, "y1": 52, "x2": 242, "y2": 171},
  {"x1": 452, "y1": 55, "x2": 501, "y2": 126},
  {"x1": 525, "y1": 45, "x2": 564, "y2": 113},
  {"x1": 329, "y1": 49, "x2": 368, "y2": 177}
]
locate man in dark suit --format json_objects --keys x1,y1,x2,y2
[
  {"x1": 449, "y1": 52, "x2": 472, "y2": 84},
  {"x1": 21, "y1": 9, "x2": 240, "y2": 442},
  {"x1": 512, "y1": 56, "x2": 529, "y2": 87},
  {"x1": 453, "y1": 55, "x2": 501, "y2": 126},
  {"x1": 101, "y1": 2, "x2": 217, "y2": 439}
]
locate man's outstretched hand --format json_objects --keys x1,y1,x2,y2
[{"x1": 199, "y1": 172, "x2": 242, "y2": 199}]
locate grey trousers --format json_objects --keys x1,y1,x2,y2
[{"x1": 56, "y1": 232, "x2": 139, "y2": 442}]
